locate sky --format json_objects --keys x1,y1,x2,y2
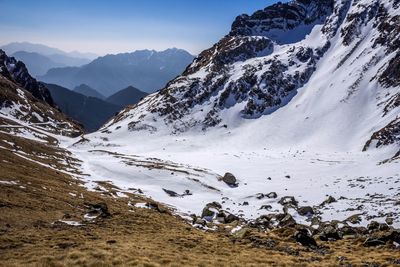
[{"x1": 0, "y1": 0, "x2": 283, "y2": 56}]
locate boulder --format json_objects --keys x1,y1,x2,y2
[
  {"x1": 297, "y1": 206, "x2": 314, "y2": 217},
  {"x1": 266, "y1": 192, "x2": 278, "y2": 198},
  {"x1": 294, "y1": 229, "x2": 318, "y2": 247},
  {"x1": 222, "y1": 172, "x2": 237, "y2": 186},
  {"x1": 363, "y1": 238, "x2": 386, "y2": 247}
]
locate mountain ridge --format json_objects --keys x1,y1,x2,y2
[{"x1": 38, "y1": 48, "x2": 195, "y2": 95}]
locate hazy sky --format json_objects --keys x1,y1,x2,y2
[{"x1": 0, "y1": 0, "x2": 283, "y2": 55}]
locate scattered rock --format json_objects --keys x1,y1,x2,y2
[
  {"x1": 255, "y1": 193, "x2": 265, "y2": 199},
  {"x1": 201, "y1": 202, "x2": 222, "y2": 221},
  {"x1": 278, "y1": 214, "x2": 297, "y2": 228},
  {"x1": 278, "y1": 196, "x2": 298, "y2": 207},
  {"x1": 367, "y1": 221, "x2": 380, "y2": 231},
  {"x1": 242, "y1": 201, "x2": 249, "y2": 206},
  {"x1": 319, "y1": 224, "x2": 342, "y2": 241},
  {"x1": 259, "y1": 204, "x2": 272, "y2": 210},
  {"x1": 162, "y1": 188, "x2": 179, "y2": 197},
  {"x1": 321, "y1": 196, "x2": 337, "y2": 206},
  {"x1": 87, "y1": 202, "x2": 111, "y2": 218},
  {"x1": 346, "y1": 214, "x2": 362, "y2": 225}
]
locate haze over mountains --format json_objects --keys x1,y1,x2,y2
[
  {"x1": 1, "y1": 42, "x2": 96, "y2": 77},
  {"x1": 39, "y1": 48, "x2": 195, "y2": 95}
]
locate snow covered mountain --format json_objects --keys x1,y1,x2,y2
[
  {"x1": 103, "y1": 0, "x2": 399, "y2": 159},
  {"x1": 65, "y1": 0, "x2": 400, "y2": 229}
]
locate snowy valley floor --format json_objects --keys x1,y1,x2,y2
[{"x1": 68, "y1": 130, "x2": 400, "y2": 228}]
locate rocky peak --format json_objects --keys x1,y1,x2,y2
[
  {"x1": 0, "y1": 49, "x2": 54, "y2": 106},
  {"x1": 230, "y1": 0, "x2": 334, "y2": 42}
]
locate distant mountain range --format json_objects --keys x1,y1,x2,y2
[
  {"x1": 38, "y1": 48, "x2": 195, "y2": 95},
  {"x1": 1, "y1": 42, "x2": 96, "y2": 77},
  {"x1": 73, "y1": 84, "x2": 105, "y2": 100},
  {"x1": 43, "y1": 83, "x2": 148, "y2": 132}
]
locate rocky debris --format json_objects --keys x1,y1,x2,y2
[
  {"x1": 321, "y1": 195, "x2": 337, "y2": 206},
  {"x1": 221, "y1": 172, "x2": 238, "y2": 186},
  {"x1": 86, "y1": 203, "x2": 111, "y2": 218},
  {"x1": 297, "y1": 206, "x2": 314, "y2": 217},
  {"x1": 216, "y1": 210, "x2": 239, "y2": 224},
  {"x1": 367, "y1": 221, "x2": 380, "y2": 231},
  {"x1": 278, "y1": 196, "x2": 298, "y2": 207},
  {"x1": 278, "y1": 214, "x2": 297, "y2": 228},
  {"x1": 162, "y1": 188, "x2": 193, "y2": 197},
  {"x1": 319, "y1": 224, "x2": 342, "y2": 241},
  {"x1": 345, "y1": 214, "x2": 362, "y2": 225},
  {"x1": 201, "y1": 202, "x2": 222, "y2": 222},
  {"x1": 386, "y1": 217, "x2": 394, "y2": 225},
  {"x1": 192, "y1": 216, "x2": 207, "y2": 227},
  {"x1": 259, "y1": 205, "x2": 272, "y2": 210},
  {"x1": 145, "y1": 202, "x2": 169, "y2": 214},
  {"x1": 294, "y1": 228, "x2": 318, "y2": 247}
]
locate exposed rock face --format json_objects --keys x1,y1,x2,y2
[
  {"x1": 230, "y1": 0, "x2": 334, "y2": 40},
  {"x1": 363, "y1": 118, "x2": 400, "y2": 152},
  {"x1": 0, "y1": 49, "x2": 54, "y2": 106}
]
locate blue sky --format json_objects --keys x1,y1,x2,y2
[{"x1": 0, "y1": 0, "x2": 283, "y2": 55}]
